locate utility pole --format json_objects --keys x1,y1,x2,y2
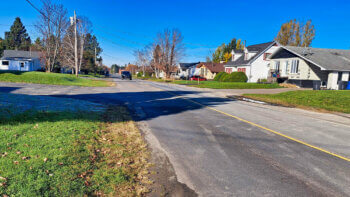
[
  {"x1": 74, "y1": 10, "x2": 78, "y2": 77},
  {"x1": 95, "y1": 47, "x2": 97, "y2": 65}
]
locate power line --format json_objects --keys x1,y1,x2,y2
[
  {"x1": 94, "y1": 25, "x2": 147, "y2": 47},
  {"x1": 24, "y1": 0, "x2": 47, "y2": 19},
  {"x1": 97, "y1": 34, "x2": 138, "y2": 51}
]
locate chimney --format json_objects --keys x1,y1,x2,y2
[{"x1": 231, "y1": 50, "x2": 235, "y2": 61}]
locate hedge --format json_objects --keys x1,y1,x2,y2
[
  {"x1": 214, "y1": 72, "x2": 226, "y2": 81},
  {"x1": 221, "y1": 72, "x2": 248, "y2": 82}
]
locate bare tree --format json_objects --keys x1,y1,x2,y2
[
  {"x1": 151, "y1": 44, "x2": 162, "y2": 78},
  {"x1": 61, "y1": 16, "x2": 91, "y2": 74},
  {"x1": 77, "y1": 16, "x2": 92, "y2": 73},
  {"x1": 134, "y1": 48, "x2": 150, "y2": 77},
  {"x1": 35, "y1": 0, "x2": 69, "y2": 72},
  {"x1": 155, "y1": 29, "x2": 184, "y2": 78}
]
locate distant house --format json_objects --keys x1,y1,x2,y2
[
  {"x1": 0, "y1": 50, "x2": 42, "y2": 71},
  {"x1": 176, "y1": 62, "x2": 200, "y2": 79},
  {"x1": 224, "y1": 41, "x2": 280, "y2": 82},
  {"x1": 269, "y1": 46, "x2": 350, "y2": 90},
  {"x1": 197, "y1": 62, "x2": 225, "y2": 80}
]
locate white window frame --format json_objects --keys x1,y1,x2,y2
[
  {"x1": 291, "y1": 60, "x2": 299, "y2": 74},
  {"x1": 285, "y1": 60, "x2": 289, "y2": 75}
]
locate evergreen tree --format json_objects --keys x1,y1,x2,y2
[
  {"x1": 4, "y1": 17, "x2": 31, "y2": 50},
  {"x1": 0, "y1": 38, "x2": 4, "y2": 56},
  {"x1": 81, "y1": 34, "x2": 102, "y2": 74},
  {"x1": 31, "y1": 37, "x2": 43, "y2": 51}
]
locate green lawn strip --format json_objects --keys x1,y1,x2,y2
[
  {"x1": 79, "y1": 73, "x2": 106, "y2": 78},
  {"x1": 190, "y1": 81, "x2": 282, "y2": 89},
  {"x1": 243, "y1": 90, "x2": 350, "y2": 114},
  {"x1": 140, "y1": 78, "x2": 282, "y2": 89},
  {"x1": 0, "y1": 71, "x2": 111, "y2": 87},
  {"x1": 0, "y1": 107, "x2": 150, "y2": 196}
]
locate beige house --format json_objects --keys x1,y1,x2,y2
[
  {"x1": 197, "y1": 62, "x2": 225, "y2": 80},
  {"x1": 268, "y1": 46, "x2": 350, "y2": 90}
]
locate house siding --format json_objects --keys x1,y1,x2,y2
[
  {"x1": 200, "y1": 66, "x2": 215, "y2": 80},
  {"x1": 249, "y1": 45, "x2": 279, "y2": 82}
]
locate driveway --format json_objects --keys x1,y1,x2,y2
[{"x1": 0, "y1": 80, "x2": 349, "y2": 196}]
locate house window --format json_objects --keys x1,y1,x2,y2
[
  {"x1": 244, "y1": 53, "x2": 248, "y2": 60},
  {"x1": 338, "y1": 72, "x2": 343, "y2": 82},
  {"x1": 238, "y1": 68, "x2": 246, "y2": 73},
  {"x1": 232, "y1": 54, "x2": 235, "y2": 61},
  {"x1": 1, "y1": 61, "x2": 9, "y2": 66},
  {"x1": 291, "y1": 60, "x2": 299, "y2": 73},
  {"x1": 264, "y1": 53, "x2": 272, "y2": 60},
  {"x1": 285, "y1": 61, "x2": 289, "y2": 75},
  {"x1": 20, "y1": 62, "x2": 24, "y2": 68},
  {"x1": 225, "y1": 68, "x2": 232, "y2": 73},
  {"x1": 275, "y1": 61, "x2": 280, "y2": 71}
]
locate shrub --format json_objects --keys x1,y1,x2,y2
[
  {"x1": 218, "y1": 72, "x2": 230, "y2": 82},
  {"x1": 214, "y1": 72, "x2": 226, "y2": 81},
  {"x1": 221, "y1": 72, "x2": 248, "y2": 82},
  {"x1": 137, "y1": 72, "x2": 151, "y2": 78},
  {"x1": 257, "y1": 78, "x2": 268, "y2": 83}
]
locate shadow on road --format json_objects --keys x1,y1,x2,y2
[{"x1": 49, "y1": 90, "x2": 233, "y2": 122}]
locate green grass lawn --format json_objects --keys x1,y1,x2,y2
[
  {"x1": 141, "y1": 78, "x2": 282, "y2": 89},
  {"x1": 0, "y1": 107, "x2": 150, "y2": 196},
  {"x1": 244, "y1": 90, "x2": 350, "y2": 113},
  {"x1": 0, "y1": 71, "x2": 112, "y2": 87}
]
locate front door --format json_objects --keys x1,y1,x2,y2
[{"x1": 20, "y1": 62, "x2": 25, "y2": 71}]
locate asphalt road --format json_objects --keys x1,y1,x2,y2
[{"x1": 1, "y1": 79, "x2": 350, "y2": 196}]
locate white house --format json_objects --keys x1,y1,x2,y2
[
  {"x1": 175, "y1": 62, "x2": 200, "y2": 79},
  {"x1": 176, "y1": 62, "x2": 200, "y2": 79},
  {"x1": 0, "y1": 50, "x2": 42, "y2": 71},
  {"x1": 268, "y1": 46, "x2": 350, "y2": 90},
  {"x1": 224, "y1": 41, "x2": 280, "y2": 82}
]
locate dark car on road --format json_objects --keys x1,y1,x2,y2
[{"x1": 121, "y1": 71, "x2": 132, "y2": 80}]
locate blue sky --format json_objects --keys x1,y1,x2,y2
[{"x1": 1, "y1": 0, "x2": 350, "y2": 66}]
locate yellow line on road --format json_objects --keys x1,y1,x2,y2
[{"x1": 155, "y1": 86, "x2": 350, "y2": 163}]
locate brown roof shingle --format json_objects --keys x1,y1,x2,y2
[{"x1": 197, "y1": 62, "x2": 225, "y2": 73}]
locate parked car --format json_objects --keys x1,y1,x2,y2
[
  {"x1": 121, "y1": 71, "x2": 132, "y2": 80},
  {"x1": 190, "y1": 76, "x2": 206, "y2": 81}
]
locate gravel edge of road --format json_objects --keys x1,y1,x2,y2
[{"x1": 127, "y1": 104, "x2": 198, "y2": 197}]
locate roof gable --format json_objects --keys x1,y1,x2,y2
[
  {"x1": 179, "y1": 62, "x2": 200, "y2": 70},
  {"x1": 270, "y1": 46, "x2": 350, "y2": 71},
  {"x1": 226, "y1": 41, "x2": 277, "y2": 66}
]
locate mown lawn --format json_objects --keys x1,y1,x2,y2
[
  {"x1": 0, "y1": 71, "x2": 112, "y2": 87},
  {"x1": 0, "y1": 107, "x2": 151, "y2": 196},
  {"x1": 244, "y1": 90, "x2": 350, "y2": 113},
  {"x1": 141, "y1": 78, "x2": 282, "y2": 89}
]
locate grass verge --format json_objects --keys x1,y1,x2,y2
[
  {"x1": 140, "y1": 78, "x2": 282, "y2": 89},
  {"x1": 244, "y1": 90, "x2": 350, "y2": 114},
  {"x1": 0, "y1": 106, "x2": 151, "y2": 196},
  {"x1": 0, "y1": 71, "x2": 113, "y2": 87}
]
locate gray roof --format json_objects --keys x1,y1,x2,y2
[
  {"x1": 274, "y1": 46, "x2": 350, "y2": 71},
  {"x1": 226, "y1": 41, "x2": 275, "y2": 66},
  {"x1": 2, "y1": 50, "x2": 40, "y2": 60},
  {"x1": 232, "y1": 49, "x2": 244, "y2": 53},
  {"x1": 179, "y1": 62, "x2": 200, "y2": 70}
]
